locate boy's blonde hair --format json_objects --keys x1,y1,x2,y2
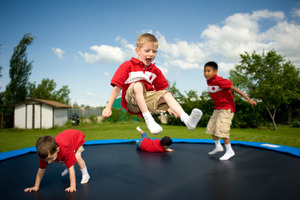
[{"x1": 136, "y1": 33, "x2": 158, "y2": 48}]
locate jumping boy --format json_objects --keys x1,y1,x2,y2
[
  {"x1": 102, "y1": 33, "x2": 202, "y2": 134},
  {"x1": 204, "y1": 61, "x2": 257, "y2": 160},
  {"x1": 24, "y1": 129, "x2": 90, "y2": 193},
  {"x1": 136, "y1": 126, "x2": 174, "y2": 152}
]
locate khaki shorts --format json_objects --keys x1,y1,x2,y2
[
  {"x1": 76, "y1": 145, "x2": 84, "y2": 153},
  {"x1": 206, "y1": 109, "x2": 234, "y2": 138},
  {"x1": 125, "y1": 82, "x2": 169, "y2": 114}
]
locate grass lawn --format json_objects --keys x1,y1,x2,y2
[{"x1": 0, "y1": 122, "x2": 299, "y2": 152}]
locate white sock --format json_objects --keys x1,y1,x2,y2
[
  {"x1": 80, "y1": 167, "x2": 90, "y2": 184},
  {"x1": 136, "y1": 126, "x2": 142, "y2": 132},
  {"x1": 61, "y1": 168, "x2": 69, "y2": 176},
  {"x1": 220, "y1": 143, "x2": 235, "y2": 160},
  {"x1": 142, "y1": 111, "x2": 162, "y2": 135},
  {"x1": 208, "y1": 140, "x2": 224, "y2": 155},
  {"x1": 181, "y1": 108, "x2": 203, "y2": 130}
]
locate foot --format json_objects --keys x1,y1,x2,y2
[
  {"x1": 185, "y1": 108, "x2": 203, "y2": 130},
  {"x1": 136, "y1": 126, "x2": 142, "y2": 132},
  {"x1": 145, "y1": 118, "x2": 162, "y2": 135},
  {"x1": 61, "y1": 168, "x2": 69, "y2": 176},
  {"x1": 81, "y1": 175, "x2": 90, "y2": 184},
  {"x1": 219, "y1": 150, "x2": 235, "y2": 160},
  {"x1": 208, "y1": 146, "x2": 224, "y2": 155}
]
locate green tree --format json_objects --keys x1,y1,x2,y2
[
  {"x1": 230, "y1": 50, "x2": 299, "y2": 130},
  {"x1": 6, "y1": 33, "x2": 34, "y2": 105},
  {"x1": 2, "y1": 33, "x2": 34, "y2": 127},
  {"x1": 29, "y1": 78, "x2": 71, "y2": 104}
]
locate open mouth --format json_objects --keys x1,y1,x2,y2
[{"x1": 146, "y1": 58, "x2": 152, "y2": 63}]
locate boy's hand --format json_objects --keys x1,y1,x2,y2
[
  {"x1": 65, "y1": 187, "x2": 76, "y2": 193},
  {"x1": 165, "y1": 148, "x2": 174, "y2": 152},
  {"x1": 248, "y1": 99, "x2": 257, "y2": 106},
  {"x1": 24, "y1": 186, "x2": 39, "y2": 192},
  {"x1": 102, "y1": 107, "x2": 112, "y2": 119},
  {"x1": 167, "y1": 108, "x2": 178, "y2": 119}
]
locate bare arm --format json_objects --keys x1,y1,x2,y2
[
  {"x1": 102, "y1": 86, "x2": 121, "y2": 119},
  {"x1": 24, "y1": 168, "x2": 45, "y2": 192},
  {"x1": 231, "y1": 86, "x2": 257, "y2": 106},
  {"x1": 65, "y1": 166, "x2": 76, "y2": 192},
  {"x1": 165, "y1": 148, "x2": 174, "y2": 152}
]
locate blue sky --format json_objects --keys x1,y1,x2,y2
[{"x1": 1, "y1": 0, "x2": 300, "y2": 107}]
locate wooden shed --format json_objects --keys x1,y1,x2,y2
[{"x1": 12, "y1": 98, "x2": 71, "y2": 129}]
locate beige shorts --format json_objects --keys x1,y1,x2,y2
[
  {"x1": 125, "y1": 82, "x2": 169, "y2": 114},
  {"x1": 206, "y1": 109, "x2": 234, "y2": 138},
  {"x1": 76, "y1": 145, "x2": 84, "y2": 153}
]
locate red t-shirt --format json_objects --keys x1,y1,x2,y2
[
  {"x1": 39, "y1": 129, "x2": 85, "y2": 169},
  {"x1": 111, "y1": 57, "x2": 169, "y2": 117},
  {"x1": 140, "y1": 138, "x2": 165, "y2": 152},
  {"x1": 207, "y1": 75, "x2": 235, "y2": 113}
]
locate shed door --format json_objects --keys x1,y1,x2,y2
[{"x1": 26, "y1": 104, "x2": 41, "y2": 129}]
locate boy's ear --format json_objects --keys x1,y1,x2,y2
[{"x1": 57, "y1": 147, "x2": 60, "y2": 152}]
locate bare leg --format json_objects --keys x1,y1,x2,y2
[
  {"x1": 75, "y1": 151, "x2": 90, "y2": 184},
  {"x1": 133, "y1": 82, "x2": 162, "y2": 134},
  {"x1": 159, "y1": 92, "x2": 202, "y2": 130}
]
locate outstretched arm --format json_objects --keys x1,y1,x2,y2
[
  {"x1": 24, "y1": 168, "x2": 45, "y2": 192},
  {"x1": 65, "y1": 166, "x2": 76, "y2": 192},
  {"x1": 231, "y1": 86, "x2": 257, "y2": 106},
  {"x1": 102, "y1": 86, "x2": 121, "y2": 119}
]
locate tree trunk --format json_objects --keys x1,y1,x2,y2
[{"x1": 266, "y1": 106, "x2": 277, "y2": 131}]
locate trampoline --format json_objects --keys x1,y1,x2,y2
[{"x1": 0, "y1": 139, "x2": 299, "y2": 200}]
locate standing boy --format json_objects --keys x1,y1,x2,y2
[
  {"x1": 24, "y1": 129, "x2": 90, "y2": 193},
  {"x1": 102, "y1": 33, "x2": 202, "y2": 134},
  {"x1": 204, "y1": 61, "x2": 257, "y2": 160}
]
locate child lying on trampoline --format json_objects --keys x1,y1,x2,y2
[
  {"x1": 102, "y1": 33, "x2": 202, "y2": 135},
  {"x1": 136, "y1": 126, "x2": 174, "y2": 152},
  {"x1": 24, "y1": 129, "x2": 90, "y2": 193}
]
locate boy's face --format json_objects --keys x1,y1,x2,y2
[
  {"x1": 204, "y1": 66, "x2": 217, "y2": 80},
  {"x1": 135, "y1": 42, "x2": 158, "y2": 66},
  {"x1": 43, "y1": 147, "x2": 60, "y2": 164}
]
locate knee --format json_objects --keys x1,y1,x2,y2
[{"x1": 163, "y1": 92, "x2": 173, "y2": 100}]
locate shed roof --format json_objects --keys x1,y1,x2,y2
[{"x1": 11, "y1": 98, "x2": 71, "y2": 108}]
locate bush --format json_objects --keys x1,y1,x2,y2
[{"x1": 291, "y1": 120, "x2": 300, "y2": 128}]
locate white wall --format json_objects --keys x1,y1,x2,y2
[
  {"x1": 14, "y1": 105, "x2": 26, "y2": 128},
  {"x1": 41, "y1": 104, "x2": 53, "y2": 129},
  {"x1": 34, "y1": 104, "x2": 41, "y2": 129},
  {"x1": 54, "y1": 108, "x2": 68, "y2": 126}
]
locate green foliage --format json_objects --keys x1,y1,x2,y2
[
  {"x1": 230, "y1": 50, "x2": 300, "y2": 130},
  {"x1": 6, "y1": 33, "x2": 34, "y2": 105},
  {"x1": 29, "y1": 78, "x2": 71, "y2": 104},
  {"x1": 1, "y1": 33, "x2": 34, "y2": 128}
]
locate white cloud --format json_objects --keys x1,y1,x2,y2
[
  {"x1": 52, "y1": 47, "x2": 65, "y2": 59},
  {"x1": 78, "y1": 9, "x2": 300, "y2": 72},
  {"x1": 78, "y1": 45, "x2": 125, "y2": 64},
  {"x1": 86, "y1": 92, "x2": 96, "y2": 96},
  {"x1": 104, "y1": 72, "x2": 110, "y2": 77}
]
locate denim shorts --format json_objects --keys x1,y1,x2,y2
[{"x1": 136, "y1": 132, "x2": 149, "y2": 148}]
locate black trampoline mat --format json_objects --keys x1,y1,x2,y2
[{"x1": 0, "y1": 143, "x2": 299, "y2": 200}]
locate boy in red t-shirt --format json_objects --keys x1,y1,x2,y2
[
  {"x1": 24, "y1": 129, "x2": 90, "y2": 193},
  {"x1": 136, "y1": 126, "x2": 174, "y2": 152},
  {"x1": 102, "y1": 33, "x2": 202, "y2": 135},
  {"x1": 204, "y1": 61, "x2": 257, "y2": 160}
]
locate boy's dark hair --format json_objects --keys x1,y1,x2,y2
[
  {"x1": 204, "y1": 61, "x2": 218, "y2": 71},
  {"x1": 160, "y1": 136, "x2": 172, "y2": 146},
  {"x1": 36, "y1": 136, "x2": 58, "y2": 159}
]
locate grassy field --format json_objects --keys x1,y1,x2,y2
[{"x1": 0, "y1": 122, "x2": 299, "y2": 152}]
